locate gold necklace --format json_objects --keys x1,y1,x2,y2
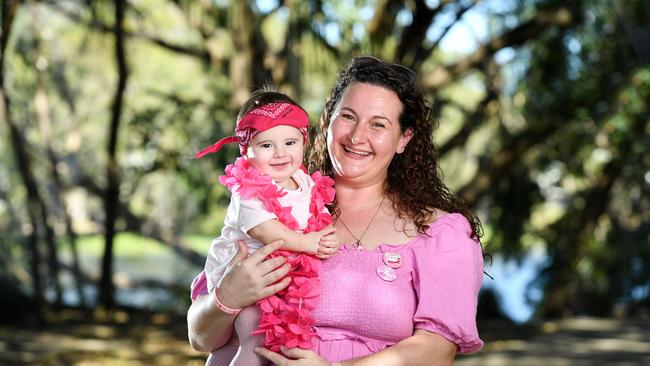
[{"x1": 337, "y1": 196, "x2": 386, "y2": 248}]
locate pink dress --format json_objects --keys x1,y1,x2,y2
[
  {"x1": 190, "y1": 213, "x2": 484, "y2": 361},
  {"x1": 311, "y1": 213, "x2": 484, "y2": 361}
]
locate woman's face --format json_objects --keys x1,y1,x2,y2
[{"x1": 327, "y1": 82, "x2": 413, "y2": 185}]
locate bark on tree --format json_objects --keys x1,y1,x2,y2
[
  {"x1": 99, "y1": 0, "x2": 129, "y2": 309},
  {"x1": 34, "y1": 65, "x2": 86, "y2": 308},
  {"x1": 1, "y1": 0, "x2": 46, "y2": 321},
  {"x1": 366, "y1": 0, "x2": 402, "y2": 51},
  {"x1": 228, "y1": 0, "x2": 253, "y2": 108}
]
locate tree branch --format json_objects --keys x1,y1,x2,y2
[
  {"x1": 395, "y1": 0, "x2": 456, "y2": 66},
  {"x1": 422, "y1": 5, "x2": 578, "y2": 92},
  {"x1": 43, "y1": 0, "x2": 211, "y2": 61},
  {"x1": 411, "y1": 1, "x2": 475, "y2": 70}
]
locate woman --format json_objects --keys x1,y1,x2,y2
[{"x1": 187, "y1": 56, "x2": 484, "y2": 365}]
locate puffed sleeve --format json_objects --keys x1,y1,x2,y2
[
  {"x1": 411, "y1": 215, "x2": 484, "y2": 353},
  {"x1": 230, "y1": 189, "x2": 277, "y2": 233}
]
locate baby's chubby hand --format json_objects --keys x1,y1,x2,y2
[{"x1": 316, "y1": 226, "x2": 340, "y2": 259}]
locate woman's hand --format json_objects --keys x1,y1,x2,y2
[
  {"x1": 255, "y1": 346, "x2": 332, "y2": 366},
  {"x1": 217, "y1": 239, "x2": 292, "y2": 309}
]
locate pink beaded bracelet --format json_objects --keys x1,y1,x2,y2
[{"x1": 214, "y1": 287, "x2": 242, "y2": 315}]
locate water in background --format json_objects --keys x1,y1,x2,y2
[{"x1": 482, "y1": 245, "x2": 548, "y2": 323}]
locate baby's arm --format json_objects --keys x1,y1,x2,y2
[{"x1": 248, "y1": 220, "x2": 339, "y2": 258}]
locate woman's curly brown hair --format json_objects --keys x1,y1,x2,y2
[{"x1": 307, "y1": 56, "x2": 483, "y2": 239}]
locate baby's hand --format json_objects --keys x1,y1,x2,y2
[{"x1": 316, "y1": 227, "x2": 340, "y2": 259}]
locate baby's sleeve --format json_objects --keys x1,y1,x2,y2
[
  {"x1": 411, "y1": 217, "x2": 484, "y2": 353},
  {"x1": 231, "y1": 190, "x2": 278, "y2": 233}
]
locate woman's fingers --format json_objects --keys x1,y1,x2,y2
[
  {"x1": 261, "y1": 276, "x2": 291, "y2": 298},
  {"x1": 259, "y1": 256, "x2": 287, "y2": 276},
  {"x1": 249, "y1": 239, "x2": 284, "y2": 264},
  {"x1": 280, "y1": 347, "x2": 313, "y2": 359},
  {"x1": 229, "y1": 240, "x2": 249, "y2": 266},
  {"x1": 262, "y1": 262, "x2": 291, "y2": 284},
  {"x1": 254, "y1": 347, "x2": 288, "y2": 365}
]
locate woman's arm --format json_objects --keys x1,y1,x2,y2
[
  {"x1": 187, "y1": 288, "x2": 238, "y2": 352},
  {"x1": 339, "y1": 330, "x2": 456, "y2": 366},
  {"x1": 255, "y1": 329, "x2": 456, "y2": 366},
  {"x1": 248, "y1": 220, "x2": 339, "y2": 258},
  {"x1": 187, "y1": 240, "x2": 292, "y2": 352}
]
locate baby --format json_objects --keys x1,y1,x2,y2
[{"x1": 195, "y1": 89, "x2": 339, "y2": 365}]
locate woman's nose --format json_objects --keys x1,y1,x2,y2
[{"x1": 349, "y1": 124, "x2": 367, "y2": 145}]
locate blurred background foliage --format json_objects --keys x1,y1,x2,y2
[{"x1": 1, "y1": 0, "x2": 649, "y2": 326}]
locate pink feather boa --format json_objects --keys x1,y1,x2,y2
[{"x1": 219, "y1": 157, "x2": 335, "y2": 351}]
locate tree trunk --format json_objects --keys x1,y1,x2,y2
[
  {"x1": 1, "y1": 0, "x2": 45, "y2": 321},
  {"x1": 34, "y1": 64, "x2": 86, "y2": 308},
  {"x1": 366, "y1": 0, "x2": 402, "y2": 52},
  {"x1": 228, "y1": 0, "x2": 253, "y2": 108},
  {"x1": 99, "y1": 0, "x2": 129, "y2": 309}
]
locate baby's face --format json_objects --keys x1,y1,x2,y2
[{"x1": 246, "y1": 125, "x2": 305, "y2": 187}]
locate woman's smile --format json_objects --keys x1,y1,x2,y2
[{"x1": 342, "y1": 145, "x2": 371, "y2": 158}]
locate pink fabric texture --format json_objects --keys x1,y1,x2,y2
[
  {"x1": 190, "y1": 213, "x2": 484, "y2": 361},
  {"x1": 219, "y1": 157, "x2": 335, "y2": 351}
]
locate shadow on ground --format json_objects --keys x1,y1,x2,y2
[
  {"x1": 1, "y1": 310, "x2": 649, "y2": 365},
  {"x1": 457, "y1": 318, "x2": 650, "y2": 366},
  {"x1": 0, "y1": 308, "x2": 205, "y2": 366}
]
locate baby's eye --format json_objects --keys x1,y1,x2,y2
[
  {"x1": 286, "y1": 140, "x2": 297, "y2": 146},
  {"x1": 260, "y1": 143, "x2": 272, "y2": 149}
]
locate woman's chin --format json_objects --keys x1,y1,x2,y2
[{"x1": 335, "y1": 167, "x2": 368, "y2": 180}]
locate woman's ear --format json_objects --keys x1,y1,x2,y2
[{"x1": 396, "y1": 128, "x2": 414, "y2": 154}]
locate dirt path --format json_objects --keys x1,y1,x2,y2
[
  {"x1": 1, "y1": 312, "x2": 648, "y2": 365},
  {"x1": 457, "y1": 318, "x2": 650, "y2": 366},
  {"x1": 0, "y1": 309, "x2": 206, "y2": 366}
]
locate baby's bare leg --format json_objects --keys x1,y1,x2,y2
[
  {"x1": 205, "y1": 336, "x2": 238, "y2": 366},
  {"x1": 230, "y1": 305, "x2": 266, "y2": 366}
]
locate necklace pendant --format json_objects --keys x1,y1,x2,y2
[{"x1": 356, "y1": 240, "x2": 361, "y2": 249}]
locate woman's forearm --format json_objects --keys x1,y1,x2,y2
[
  {"x1": 340, "y1": 330, "x2": 456, "y2": 366},
  {"x1": 187, "y1": 290, "x2": 237, "y2": 352}
]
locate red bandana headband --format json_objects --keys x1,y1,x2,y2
[{"x1": 195, "y1": 102, "x2": 309, "y2": 158}]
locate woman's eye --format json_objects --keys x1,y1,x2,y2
[{"x1": 342, "y1": 113, "x2": 355, "y2": 121}]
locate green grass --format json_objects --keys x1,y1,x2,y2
[
  {"x1": 59, "y1": 232, "x2": 214, "y2": 258},
  {"x1": 183, "y1": 234, "x2": 213, "y2": 255}
]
